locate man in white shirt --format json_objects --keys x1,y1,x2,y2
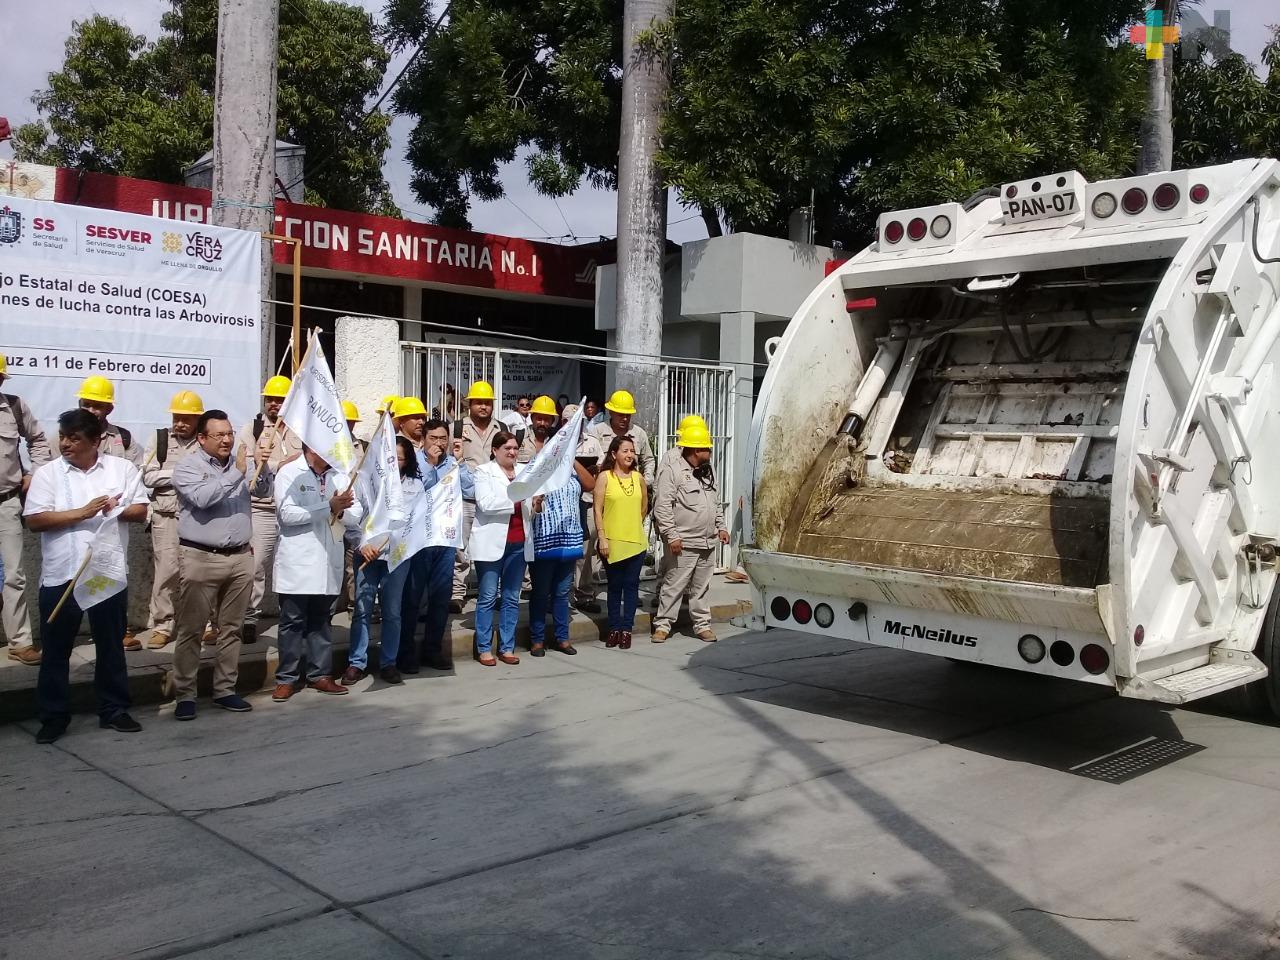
[
  {"x1": 24, "y1": 409, "x2": 150, "y2": 744},
  {"x1": 271, "y1": 443, "x2": 364, "y2": 700}
]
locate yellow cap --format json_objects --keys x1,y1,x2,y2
[
  {"x1": 262, "y1": 375, "x2": 291, "y2": 398},
  {"x1": 77, "y1": 375, "x2": 115, "y2": 404},
  {"x1": 392, "y1": 396, "x2": 427, "y2": 418},
  {"x1": 376, "y1": 394, "x2": 400, "y2": 415},
  {"x1": 604, "y1": 389, "x2": 637, "y2": 416},
  {"x1": 530, "y1": 395, "x2": 558, "y2": 416},
  {"x1": 342, "y1": 400, "x2": 360, "y2": 423},
  {"x1": 169, "y1": 390, "x2": 205, "y2": 415},
  {"x1": 677, "y1": 423, "x2": 713, "y2": 448},
  {"x1": 465, "y1": 380, "x2": 496, "y2": 401}
]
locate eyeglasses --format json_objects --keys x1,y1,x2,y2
[{"x1": 203, "y1": 431, "x2": 235, "y2": 439}]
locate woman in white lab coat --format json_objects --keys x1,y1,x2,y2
[
  {"x1": 471, "y1": 432, "x2": 535, "y2": 666},
  {"x1": 272, "y1": 444, "x2": 364, "y2": 699}
]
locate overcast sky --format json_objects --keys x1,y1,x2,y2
[{"x1": 1, "y1": 0, "x2": 1275, "y2": 245}]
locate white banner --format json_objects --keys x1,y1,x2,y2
[
  {"x1": 426, "y1": 464, "x2": 464, "y2": 549},
  {"x1": 0, "y1": 196, "x2": 261, "y2": 441},
  {"x1": 356, "y1": 411, "x2": 405, "y2": 548},
  {"x1": 507, "y1": 400, "x2": 585, "y2": 501},
  {"x1": 278, "y1": 338, "x2": 356, "y2": 472}
]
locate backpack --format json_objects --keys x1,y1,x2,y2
[{"x1": 154, "y1": 427, "x2": 169, "y2": 466}]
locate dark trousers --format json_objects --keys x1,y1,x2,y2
[
  {"x1": 606, "y1": 552, "x2": 645, "y2": 632},
  {"x1": 37, "y1": 584, "x2": 130, "y2": 723},
  {"x1": 276, "y1": 593, "x2": 334, "y2": 684},
  {"x1": 420, "y1": 546, "x2": 456, "y2": 663},
  {"x1": 397, "y1": 549, "x2": 429, "y2": 671}
]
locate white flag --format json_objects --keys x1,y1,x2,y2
[
  {"x1": 426, "y1": 464, "x2": 464, "y2": 549},
  {"x1": 278, "y1": 338, "x2": 356, "y2": 472},
  {"x1": 356, "y1": 412, "x2": 405, "y2": 548},
  {"x1": 73, "y1": 516, "x2": 128, "y2": 609},
  {"x1": 506, "y1": 399, "x2": 585, "y2": 501}
]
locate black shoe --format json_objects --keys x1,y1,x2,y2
[
  {"x1": 548, "y1": 641, "x2": 578, "y2": 656},
  {"x1": 174, "y1": 700, "x2": 197, "y2": 721},
  {"x1": 212, "y1": 694, "x2": 253, "y2": 712},
  {"x1": 379, "y1": 666, "x2": 404, "y2": 685},
  {"x1": 448, "y1": 600, "x2": 464, "y2": 614},
  {"x1": 423, "y1": 655, "x2": 453, "y2": 671},
  {"x1": 397, "y1": 661, "x2": 420, "y2": 675},
  {"x1": 99, "y1": 712, "x2": 142, "y2": 733},
  {"x1": 575, "y1": 600, "x2": 601, "y2": 614},
  {"x1": 36, "y1": 719, "x2": 68, "y2": 744},
  {"x1": 242, "y1": 623, "x2": 257, "y2": 645},
  {"x1": 530, "y1": 644, "x2": 546, "y2": 657}
]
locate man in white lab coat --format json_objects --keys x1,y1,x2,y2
[{"x1": 271, "y1": 444, "x2": 364, "y2": 700}]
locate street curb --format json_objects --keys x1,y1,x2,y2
[{"x1": 0, "y1": 601, "x2": 751, "y2": 723}]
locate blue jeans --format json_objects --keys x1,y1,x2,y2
[
  {"x1": 475, "y1": 542, "x2": 526, "y2": 655},
  {"x1": 530, "y1": 557, "x2": 575, "y2": 644},
  {"x1": 349, "y1": 556, "x2": 410, "y2": 670},
  {"x1": 397, "y1": 549, "x2": 429, "y2": 671},
  {"x1": 606, "y1": 552, "x2": 644, "y2": 632},
  {"x1": 420, "y1": 546, "x2": 456, "y2": 662},
  {"x1": 37, "y1": 584, "x2": 130, "y2": 723}
]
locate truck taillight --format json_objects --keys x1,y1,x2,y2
[
  {"x1": 1049, "y1": 640, "x2": 1075, "y2": 666},
  {"x1": 814, "y1": 603, "x2": 835, "y2": 628},
  {"x1": 907, "y1": 217, "x2": 927, "y2": 241},
  {"x1": 1080, "y1": 644, "x2": 1110, "y2": 675},
  {"x1": 770, "y1": 596, "x2": 791, "y2": 621},
  {"x1": 1091, "y1": 192, "x2": 1117, "y2": 219},
  {"x1": 1017, "y1": 634, "x2": 1046, "y2": 663},
  {"x1": 1122, "y1": 188, "x2": 1148, "y2": 215},
  {"x1": 883, "y1": 221, "x2": 904, "y2": 244},
  {"x1": 792, "y1": 599, "x2": 813, "y2": 625},
  {"x1": 1153, "y1": 183, "x2": 1180, "y2": 211},
  {"x1": 930, "y1": 215, "x2": 951, "y2": 238},
  {"x1": 1189, "y1": 183, "x2": 1210, "y2": 204}
]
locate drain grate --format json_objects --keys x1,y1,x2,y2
[{"x1": 1069, "y1": 736, "x2": 1204, "y2": 784}]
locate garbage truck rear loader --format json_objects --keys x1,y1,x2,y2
[{"x1": 743, "y1": 159, "x2": 1280, "y2": 714}]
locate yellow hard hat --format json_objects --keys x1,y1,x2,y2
[
  {"x1": 604, "y1": 389, "x2": 637, "y2": 416},
  {"x1": 530, "y1": 395, "x2": 558, "y2": 416},
  {"x1": 376, "y1": 394, "x2": 400, "y2": 415},
  {"x1": 392, "y1": 396, "x2": 427, "y2": 418},
  {"x1": 170, "y1": 390, "x2": 205, "y2": 415},
  {"x1": 342, "y1": 400, "x2": 360, "y2": 423},
  {"x1": 262, "y1": 375, "x2": 291, "y2": 398},
  {"x1": 0, "y1": 355, "x2": 6, "y2": 376},
  {"x1": 677, "y1": 423, "x2": 713, "y2": 448},
  {"x1": 77, "y1": 375, "x2": 115, "y2": 404},
  {"x1": 677, "y1": 414, "x2": 707, "y2": 433},
  {"x1": 465, "y1": 380, "x2": 496, "y2": 402}
]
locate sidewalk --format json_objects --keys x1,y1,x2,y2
[{"x1": 0, "y1": 574, "x2": 753, "y2": 722}]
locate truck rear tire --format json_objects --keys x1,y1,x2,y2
[{"x1": 1216, "y1": 586, "x2": 1280, "y2": 718}]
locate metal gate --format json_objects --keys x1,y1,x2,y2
[{"x1": 401, "y1": 340, "x2": 737, "y2": 564}]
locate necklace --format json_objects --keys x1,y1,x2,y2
[{"x1": 614, "y1": 469, "x2": 636, "y2": 496}]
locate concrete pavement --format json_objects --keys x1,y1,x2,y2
[{"x1": 4, "y1": 627, "x2": 1280, "y2": 959}]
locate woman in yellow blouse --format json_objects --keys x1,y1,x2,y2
[{"x1": 594, "y1": 436, "x2": 648, "y2": 649}]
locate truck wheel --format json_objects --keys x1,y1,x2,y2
[{"x1": 1216, "y1": 586, "x2": 1280, "y2": 718}]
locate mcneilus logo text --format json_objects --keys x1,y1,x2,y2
[{"x1": 883, "y1": 620, "x2": 978, "y2": 648}]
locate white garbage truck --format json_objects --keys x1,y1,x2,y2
[{"x1": 743, "y1": 158, "x2": 1280, "y2": 715}]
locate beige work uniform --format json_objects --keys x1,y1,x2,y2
[
  {"x1": 235, "y1": 417, "x2": 303, "y2": 623},
  {"x1": 99, "y1": 423, "x2": 146, "y2": 470},
  {"x1": 652, "y1": 455, "x2": 725, "y2": 633},
  {"x1": 580, "y1": 422, "x2": 653, "y2": 602},
  {"x1": 452, "y1": 416, "x2": 500, "y2": 602},
  {"x1": 142, "y1": 431, "x2": 201, "y2": 635},
  {"x1": 0, "y1": 391, "x2": 52, "y2": 647}
]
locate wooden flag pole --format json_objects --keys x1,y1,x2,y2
[
  {"x1": 249, "y1": 329, "x2": 317, "y2": 488},
  {"x1": 328, "y1": 433, "x2": 374, "y2": 536}
]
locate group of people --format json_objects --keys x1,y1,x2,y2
[{"x1": 0, "y1": 360, "x2": 728, "y2": 745}]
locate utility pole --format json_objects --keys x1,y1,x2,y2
[
  {"x1": 1137, "y1": 0, "x2": 1178, "y2": 175},
  {"x1": 212, "y1": 0, "x2": 282, "y2": 378},
  {"x1": 614, "y1": 0, "x2": 673, "y2": 423}
]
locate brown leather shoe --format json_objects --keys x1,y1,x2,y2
[
  {"x1": 8, "y1": 645, "x2": 41, "y2": 665},
  {"x1": 696, "y1": 628, "x2": 718, "y2": 643},
  {"x1": 147, "y1": 630, "x2": 171, "y2": 650},
  {"x1": 340, "y1": 665, "x2": 364, "y2": 686},
  {"x1": 651, "y1": 628, "x2": 669, "y2": 643},
  {"x1": 271, "y1": 683, "x2": 295, "y2": 702},
  {"x1": 478, "y1": 653, "x2": 497, "y2": 666},
  {"x1": 619, "y1": 631, "x2": 633, "y2": 650},
  {"x1": 309, "y1": 677, "x2": 350, "y2": 695},
  {"x1": 123, "y1": 630, "x2": 141, "y2": 651},
  {"x1": 498, "y1": 653, "x2": 520, "y2": 665}
]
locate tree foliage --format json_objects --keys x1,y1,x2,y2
[
  {"x1": 15, "y1": 0, "x2": 397, "y2": 214},
  {"x1": 1173, "y1": 27, "x2": 1280, "y2": 167}
]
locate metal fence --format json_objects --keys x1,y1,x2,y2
[{"x1": 401, "y1": 340, "x2": 737, "y2": 565}]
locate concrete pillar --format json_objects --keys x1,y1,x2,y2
[
  {"x1": 403, "y1": 285, "x2": 424, "y2": 342},
  {"x1": 719, "y1": 310, "x2": 755, "y2": 563},
  {"x1": 335, "y1": 314, "x2": 400, "y2": 440}
]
